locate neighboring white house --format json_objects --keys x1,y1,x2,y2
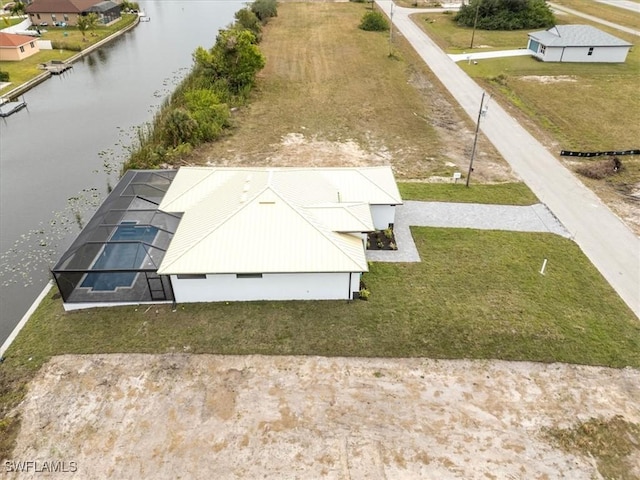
[
  {"x1": 157, "y1": 166, "x2": 402, "y2": 303},
  {"x1": 527, "y1": 25, "x2": 632, "y2": 63}
]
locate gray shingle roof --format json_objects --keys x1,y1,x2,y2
[{"x1": 528, "y1": 25, "x2": 632, "y2": 47}]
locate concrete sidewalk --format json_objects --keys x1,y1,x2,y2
[
  {"x1": 366, "y1": 201, "x2": 569, "y2": 262},
  {"x1": 448, "y1": 49, "x2": 532, "y2": 63},
  {"x1": 377, "y1": 0, "x2": 640, "y2": 317}
]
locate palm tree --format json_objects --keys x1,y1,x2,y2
[
  {"x1": 9, "y1": 1, "x2": 26, "y2": 17},
  {"x1": 76, "y1": 12, "x2": 99, "y2": 40}
]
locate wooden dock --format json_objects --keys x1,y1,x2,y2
[
  {"x1": 39, "y1": 60, "x2": 73, "y2": 75},
  {"x1": 0, "y1": 98, "x2": 27, "y2": 118}
]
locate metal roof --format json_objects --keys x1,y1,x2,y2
[
  {"x1": 528, "y1": 25, "x2": 632, "y2": 48},
  {"x1": 157, "y1": 166, "x2": 401, "y2": 275}
]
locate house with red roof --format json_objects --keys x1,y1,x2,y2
[{"x1": 0, "y1": 32, "x2": 40, "y2": 61}]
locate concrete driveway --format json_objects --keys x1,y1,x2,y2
[{"x1": 377, "y1": 1, "x2": 640, "y2": 318}]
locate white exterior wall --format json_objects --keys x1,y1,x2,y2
[
  {"x1": 171, "y1": 272, "x2": 362, "y2": 303},
  {"x1": 370, "y1": 204, "x2": 396, "y2": 229},
  {"x1": 559, "y1": 45, "x2": 629, "y2": 63},
  {"x1": 541, "y1": 46, "x2": 563, "y2": 62},
  {"x1": 538, "y1": 45, "x2": 629, "y2": 63}
]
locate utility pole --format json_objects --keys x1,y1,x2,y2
[
  {"x1": 470, "y1": 0, "x2": 481, "y2": 49},
  {"x1": 389, "y1": 3, "x2": 394, "y2": 56},
  {"x1": 466, "y1": 92, "x2": 489, "y2": 187}
]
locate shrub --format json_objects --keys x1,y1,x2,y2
[
  {"x1": 162, "y1": 108, "x2": 198, "y2": 147},
  {"x1": 359, "y1": 11, "x2": 389, "y2": 31},
  {"x1": 358, "y1": 288, "x2": 371, "y2": 300},
  {"x1": 51, "y1": 41, "x2": 82, "y2": 52},
  {"x1": 183, "y1": 89, "x2": 230, "y2": 142},
  {"x1": 251, "y1": 0, "x2": 278, "y2": 23},
  {"x1": 575, "y1": 157, "x2": 623, "y2": 180},
  {"x1": 235, "y1": 8, "x2": 262, "y2": 41},
  {"x1": 121, "y1": 1, "x2": 139, "y2": 12},
  {"x1": 0, "y1": 71, "x2": 9, "y2": 82}
]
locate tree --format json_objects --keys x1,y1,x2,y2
[
  {"x1": 9, "y1": 1, "x2": 25, "y2": 16},
  {"x1": 455, "y1": 0, "x2": 554, "y2": 31},
  {"x1": 193, "y1": 29, "x2": 265, "y2": 96},
  {"x1": 76, "y1": 13, "x2": 99, "y2": 40}
]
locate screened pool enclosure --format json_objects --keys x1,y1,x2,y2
[{"x1": 52, "y1": 170, "x2": 180, "y2": 307}]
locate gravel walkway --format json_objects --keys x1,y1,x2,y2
[{"x1": 366, "y1": 201, "x2": 570, "y2": 262}]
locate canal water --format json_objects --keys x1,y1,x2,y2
[{"x1": 0, "y1": 0, "x2": 243, "y2": 345}]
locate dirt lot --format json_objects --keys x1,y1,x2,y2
[{"x1": 8, "y1": 354, "x2": 640, "y2": 479}]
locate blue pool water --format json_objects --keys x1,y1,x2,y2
[{"x1": 81, "y1": 222, "x2": 159, "y2": 291}]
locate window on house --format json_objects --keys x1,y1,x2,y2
[
  {"x1": 19, "y1": 46, "x2": 24, "y2": 52},
  {"x1": 540, "y1": 45, "x2": 546, "y2": 55},
  {"x1": 36, "y1": 13, "x2": 41, "y2": 19},
  {"x1": 236, "y1": 273, "x2": 263, "y2": 279},
  {"x1": 64, "y1": 14, "x2": 69, "y2": 21},
  {"x1": 176, "y1": 274, "x2": 206, "y2": 280},
  {"x1": 588, "y1": 47, "x2": 594, "y2": 56},
  {"x1": 30, "y1": 42, "x2": 34, "y2": 48},
  {"x1": 51, "y1": 14, "x2": 56, "y2": 21}
]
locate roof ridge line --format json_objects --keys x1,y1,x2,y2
[
  {"x1": 160, "y1": 182, "x2": 270, "y2": 272},
  {"x1": 268, "y1": 188, "x2": 368, "y2": 271}
]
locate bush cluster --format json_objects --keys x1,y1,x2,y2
[
  {"x1": 455, "y1": 0, "x2": 554, "y2": 31},
  {"x1": 359, "y1": 10, "x2": 389, "y2": 32},
  {"x1": 0, "y1": 71, "x2": 9, "y2": 82},
  {"x1": 123, "y1": 1, "x2": 273, "y2": 171},
  {"x1": 575, "y1": 157, "x2": 623, "y2": 180}
]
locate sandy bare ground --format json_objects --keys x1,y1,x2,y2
[{"x1": 8, "y1": 354, "x2": 640, "y2": 479}]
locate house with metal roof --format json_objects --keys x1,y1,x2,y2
[
  {"x1": 527, "y1": 25, "x2": 632, "y2": 63},
  {"x1": 52, "y1": 166, "x2": 402, "y2": 308}
]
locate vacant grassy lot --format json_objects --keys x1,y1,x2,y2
[
  {"x1": 190, "y1": 2, "x2": 510, "y2": 181},
  {"x1": 552, "y1": 0, "x2": 640, "y2": 31},
  {"x1": 415, "y1": 9, "x2": 640, "y2": 230},
  {"x1": 0, "y1": 14, "x2": 136, "y2": 95}
]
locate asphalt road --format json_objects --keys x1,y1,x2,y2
[{"x1": 378, "y1": 1, "x2": 640, "y2": 318}]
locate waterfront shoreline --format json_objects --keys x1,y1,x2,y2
[{"x1": 1, "y1": 15, "x2": 140, "y2": 100}]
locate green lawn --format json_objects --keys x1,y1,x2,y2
[
  {"x1": 3, "y1": 228, "x2": 637, "y2": 370},
  {"x1": 2, "y1": 225, "x2": 638, "y2": 460},
  {"x1": 398, "y1": 181, "x2": 538, "y2": 204}
]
